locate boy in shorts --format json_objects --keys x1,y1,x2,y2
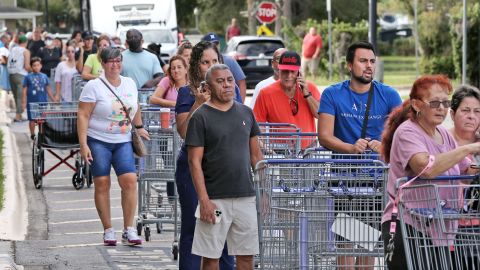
[{"x1": 22, "y1": 57, "x2": 57, "y2": 139}]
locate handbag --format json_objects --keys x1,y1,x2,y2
[{"x1": 100, "y1": 78, "x2": 147, "y2": 157}]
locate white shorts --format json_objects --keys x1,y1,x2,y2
[{"x1": 192, "y1": 196, "x2": 259, "y2": 258}]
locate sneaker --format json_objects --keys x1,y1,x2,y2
[
  {"x1": 103, "y1": 228, "x2": 117, "y2": 246},
  {"x1": 122, "y1": 227, "x2": 142, "y2": 246},
  {"x1": 30, "y1": 134, "x2": 35, "y2": 140}
]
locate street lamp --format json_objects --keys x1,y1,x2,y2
[{"x1": 193, "y1": 7, "x2": 199, "y2": 32}]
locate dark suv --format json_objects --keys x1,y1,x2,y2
[{"x1": 224, "y1": 36, "x2": 285, "y2": 89}]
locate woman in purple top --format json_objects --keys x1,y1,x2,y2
[
  {"x1": 150, "y1": 55, "x2": 188, "y2": 108},
  {"x1": 380, "y1": 75, "x2": 480, "y2": 270}
]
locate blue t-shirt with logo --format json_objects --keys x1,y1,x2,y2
[
  {"x1": 318, "y1": 80, "x2": 402, "y2": 145},
  {"x1": 23, "y1": 72, "x2": 50, "y2": 103}
]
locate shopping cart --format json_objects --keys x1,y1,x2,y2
[
  {"x1": 138, "y1": 87, "x2": 156, "y2": 106},
  {"x1": 258, "y1": 122, "x2": 301, "y2": 133},
  {"x1": 30, "y1": 102, "x2": 92, "y2": 189},
  {"x1": 258, "y1": 132, "x2": 319, "y2": 159},
  {"x1": 255, "y1": 158, "x2": 388, "y2": 269},
  {"x1": 394, "y1": 175, "x2": 480, "y2": 270},
  {"x1": 136, "y1": 106, "x2": 181, "y2": 260},
  {"x1": 303, "y1": 147, "x2": 381, "y2": 160},
  {"x1": 71, "y1": 74, "x2": 87, "y2": 101}
]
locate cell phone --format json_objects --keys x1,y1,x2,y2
[
  {"x1": 297, "y1": 71, "x2": 304, "y2": 90},
  {"x1": 195, "y1": 206, "x2": 222, "y2": 224},
  {"x1": 200, "y1": 81, "x2": 206, "y2": 93}
]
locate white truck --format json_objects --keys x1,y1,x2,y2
[{"x1": 87, "y1": 0, "x2": 178, "y2": 61}]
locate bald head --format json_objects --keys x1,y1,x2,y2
[{"x1": 272, "y1": 48, "x2": 287, "y2": 79}]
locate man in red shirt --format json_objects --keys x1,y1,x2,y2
[
  {"x1": 226, "y1": 18, "x2": 241, "y2": 42},
  {"x1": 253, "y1": 51, "x2": 320, "y2": 137},
  {"x1": 301, "y1": 27, "x2": 323, "y2": 80}
]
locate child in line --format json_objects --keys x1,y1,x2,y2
[{"x1": 22, "y1": 57, "x2": 58, "y2": 139}]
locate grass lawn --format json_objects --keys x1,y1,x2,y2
[{"x1": 0, "y1": 130, "x2": 4, "y2": 210}]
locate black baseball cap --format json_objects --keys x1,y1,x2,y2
[
  {"x1": 81, "y1": 31, "x2": 93, "y2": 40},
  {"x1": 278, "y1": 51, "x2": 301, "y2": 71}
]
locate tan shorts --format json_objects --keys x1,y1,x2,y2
[
  {"x1": 192, "y1": 196, "x2": 259, "y2": 258},
  {"x1": 301, "y1": 57, "x2": 320, "y2": 76}
]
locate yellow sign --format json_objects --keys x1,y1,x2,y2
[{"x1": 257, "y1": 24, "x2": 274, "y2": 36}]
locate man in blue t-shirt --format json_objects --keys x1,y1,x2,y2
[{"x1": 318, "y1": 41, "x2": 402, "y2": 154}]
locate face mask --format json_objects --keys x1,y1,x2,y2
[{"x1": 45, "y1": 40, "x2": 53, "y2": 46}]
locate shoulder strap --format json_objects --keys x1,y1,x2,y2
[
  {"x1": 360, "y1": 82, "x2": 374, "y2": 139},
  {"x1": 100, "y1": 78, "x2": 133, "y2": 123}
]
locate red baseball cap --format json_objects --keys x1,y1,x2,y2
[{"x1": 278, "y1": 51, "x2": 301, "y2": 71}]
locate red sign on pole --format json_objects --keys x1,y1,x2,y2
[{"x1": 256, "y1": 1, "x2": 277, "y2": 24}]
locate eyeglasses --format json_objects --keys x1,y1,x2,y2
[
  {"x1": 105, "y1": 59, "x2": 122, "y2": 64},
  {"x1": 421, "y1": 100, "x2": 451, "y2": 108},
  {"x1": 289, "y1": 98, "x2": 298, "y2": 115}
]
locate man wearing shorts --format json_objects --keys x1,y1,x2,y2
[
  {"x1": 301, "y1": 26, "x2": 322, "y2": 79},
  {"x1": 186, "y1": 64, "x2": 263, "y2": 270}
]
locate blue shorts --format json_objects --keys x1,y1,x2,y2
[{"x1": 87, "y1": 136, "x2": 136, "y2": 177}]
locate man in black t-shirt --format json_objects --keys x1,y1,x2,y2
[
  {"x1": 75, "y1": 31, "x2": 97, "y2": 72},
  {"x1": 186, "y1": 64, "x2": 263, "y2": 270},
  {"x1": 27, "y1": 27, "x2": 45, "y2": 58}
]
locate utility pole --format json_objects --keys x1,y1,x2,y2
[
  {"x1": 368, "y1": 0, "x2": 377, "y2": 50},
  {"x1": 44, "y1": 0, "x2": 49, "y2": 31},
  {"x1": 247, "y1": 0, "x2": 255, "y2": 35},
  {"x1": 462, "y1": 0, "x2": 467, "y2": 84},
  {"x1": 327, "y1": 0, "x2": 332, "y2": 80}
]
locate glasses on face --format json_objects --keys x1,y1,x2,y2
[
  {"x1": 422, "y1": 99, "x2": 451, "y2": 108},
  {"x1": 105, "y1": 59, "x2": 122, "y2": 64},
  {"x1": 289, "y1": 98, "x2": 298, "y2": 116}
]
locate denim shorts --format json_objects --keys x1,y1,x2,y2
[{"x1": 87, "y1": 136, "x2": 136, "y2": 177}]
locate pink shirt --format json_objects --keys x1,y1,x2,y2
[
  {"x1": 157, "y1": 77, "x2": 179, "y2": 107},
  {"x1": 383, "y1": 119, "x2": 470, "y2": 245}
]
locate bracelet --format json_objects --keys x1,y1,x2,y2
[
  {"x1": 134, "y1": 124, "x2": 144, "y2": 129},
  {"x1": 303, "y1": 92, "x2": 312, "y2": 99}
]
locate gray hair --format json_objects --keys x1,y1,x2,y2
[
  {"x1": 100, "y1": 47, "x2": 122, "y2": 63},
  {"x1": 205, "y1": 64, "x2": 230, "y2": 84}
]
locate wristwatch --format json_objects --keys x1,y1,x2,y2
[
  {"x1": 303, "y1": 92, "x2": 312, "y2": 99},
  {"x1": 134, "y1": 124, "x2": 144, "y2": 129}
]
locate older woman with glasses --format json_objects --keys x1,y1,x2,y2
[
  {"x1": 78, "y1": 47, "x2": 149, "y2": 246},
  {"x1": 54, "y1": 45, "x2": 78, "y2": 102},
  {"x1": 380, "y1": 75, "x2": 480, "y2": 270}
]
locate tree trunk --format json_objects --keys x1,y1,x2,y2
[
  {"x1": 283, "y1": 0, "x2": 292, "y2": 23},
  {"x1": 275, "y1": 1, "x2": 283, "y2": 37},
  {"x1": 247, "y1": 0, "x2": 256, "y2": 35}
]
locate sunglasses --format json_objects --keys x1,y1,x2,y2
[
  {"x1": 422, "y1": 100, "x2": 451, "y2": 108},
  {"x1": 289, "y1": 98, "x2": 298, "y2": 116}
]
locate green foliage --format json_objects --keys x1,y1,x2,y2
[
  {"x1": 17, "y1": 0, "x2": 81, "y2": 33},
  {"x1": 282, "y1": 18, "x2": 368, "y2": 78},
  {"x1": 196, "y1": 0, "x2": 247, "y2": 36},
  {"x1": 450, "y1": 2, "x2": 480, "y2": 87}
]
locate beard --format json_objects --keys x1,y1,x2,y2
[{"x1": 351, "y1": 71, "x2": 373, "y2": 84}]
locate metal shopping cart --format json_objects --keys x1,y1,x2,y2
[
  {"x1": 303, "y1": 147, "x2": 381, "y2": 160},
  {"x1": 30, "y1": 102, "x2": 92, "y2": 189},
  {"x1": 71, "y1": 74, "x2": 87, "y2": 101},
  {"x1": 258, "y1": 122, "x2": 301, "y2": 133},
  {"x1": 258, "y1": 132, "x2": 319, "y2": 159},
  {"x1": 255, "y1": 159, "x2": 388, "y2": 269},
  {"x1": 138, "y1": 87, "x2": 156, "y2": 106},
  {"x1": 394, "y1": 175, "x2": 480, "y2": 270},
  {"x1": 136, "y1": 106, "x2": 181, "y2": 260}
]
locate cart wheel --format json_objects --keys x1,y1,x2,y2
[
  {"x1": 172, "y1": 242, "x2": 179, "y2": 260},
  {"x1": 156, "y1": 222, "x2": 162, "y2": 234},
  {"x1": 144, "y1": 226, "x2": 151, "y2": 241},
  {"x1": 136, "y1": 221, "x2": 142, "y2": 236},
  {"x1": 72, "y1": 173, "x2": 84, "y2": 190},
  {"x1": 34, "y1": 174, "x2": 43, "y2": 189}
]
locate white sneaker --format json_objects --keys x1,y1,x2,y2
[
  {"x1": 103, "y1": 228, "x2": 117, "y2": 246},
  {"x1": 122, "y1": 227, "x2": 142, "y2": 246}
]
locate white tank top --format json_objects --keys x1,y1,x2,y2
[{"x1": 8, "y1": 46, "x2": 27, "y2": 75}]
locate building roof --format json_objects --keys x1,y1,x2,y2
[{"x1": 0, "y1": 7, "x2": 42, "y2": 19}]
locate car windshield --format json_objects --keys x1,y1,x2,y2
[
  {"x1": 236, "y1": 41, "x2": 284, "y2": 56},
  {"x1": 119, "y1": 29, "x2": 175, "y2": 44}
]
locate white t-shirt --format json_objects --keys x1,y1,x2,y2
[
  {"x1": 54, "y1": 61, "x2": 78, "y2": 102},
  {"x1": 249, "y1": 76, "x2": 275, "y2": 108},
  {"x1": 79, "y1": 75, "x2": 138, "y2": 143}
]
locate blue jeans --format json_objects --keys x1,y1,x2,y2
[
  {"x1": 87, "y1": 136, "x2": 136, "y2": 177},
  {"x1": 176, "y1": 150, "x2": 234, "y2": 269}
]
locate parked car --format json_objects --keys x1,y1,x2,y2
[{"x1": 224, "y1": 36, "x2": 285, "y2": 89}]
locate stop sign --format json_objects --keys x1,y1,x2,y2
[{"x1": 256, "y1": 1, "x2": 277, "y2": 24}]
